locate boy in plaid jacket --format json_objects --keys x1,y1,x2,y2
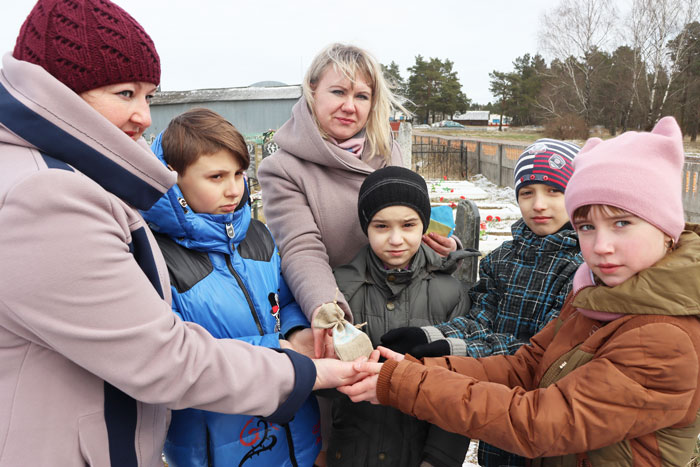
[{"x1": 382, "y1": 139, "x2": 583, "y2": 467}]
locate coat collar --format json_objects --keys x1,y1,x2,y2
[{"x1": 0, "y1": 54, "x2": 175, "y2": 210}]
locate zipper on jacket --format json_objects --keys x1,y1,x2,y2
[
  {"x1": 225, "y1": 256, "x2": 264, "y2": 336},
  {"x1": 283, "y1": 423, "x2": 299, "y2": 467}
]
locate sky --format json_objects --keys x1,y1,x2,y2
[{"x1": 2, "y1": 0, "x2": 564, "y2": 104}]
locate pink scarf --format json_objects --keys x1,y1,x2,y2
[
  {"x1": 329, "y1": 135, "x2": 365, "y2": 157},
  {"x1": 572, "y1": 264, "x2": 625, "y2": 321}
]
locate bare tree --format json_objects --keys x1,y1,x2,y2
[
  {"x1": 626, "y1": 0, "x2": 700, "y2": 128},
  {"x1": 538, "y1": 0, "x2": 619, "y2": 123}
]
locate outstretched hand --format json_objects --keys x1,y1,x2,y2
[
  {"x1": 311, "y1": 305, "x2": 336, "y2": 358},
  {"x1": 312, "y1": 352, "x2": 379, "y2": 390},
  {"x1": 336, "y1": 347, "x2": 404, "y2": 404},
  {"x1": 422, "y1": 232, "x2": 457, "y2": 257},
  {"x1": 380, "y1": 327, "x2": 428, "y2": 355}
]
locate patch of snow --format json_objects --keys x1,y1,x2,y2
[{"x1": 426, "y1": 176, "x2": 521, "y2": 255}]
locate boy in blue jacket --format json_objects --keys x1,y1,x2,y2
[
  {"x1": 382, "y1": 139, "x2": 583, "y2": 466},
  {"x1": 142, "y1": 108, "x2": 319, "y2": 467}
]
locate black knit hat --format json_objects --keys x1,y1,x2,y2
[{"x1": 358, "y1": 166, "x2": 431, "y2": 235}]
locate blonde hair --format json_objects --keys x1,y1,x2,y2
[{"x1": 302, "y1": 43, "x2": 410, "y2": 161}]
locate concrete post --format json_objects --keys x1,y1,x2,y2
[
  {"x1": 453, "y1": 198, "x2": 481, "y2": 288},
  {"x1": 398, "y1": 121, "x2": 413, "y2": 170}
]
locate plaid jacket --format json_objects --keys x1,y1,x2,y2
[
  {"x1": 424, "y1": 218, "x2": 581, "y2": 357},
  {"x1": 422, "y1": 218, "x2": 582, "y2": 466}
]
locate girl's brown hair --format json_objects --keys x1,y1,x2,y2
[
  {"x1": 162, "y1": 108, "x2": 249, "y2": 174},
  {"x1": 572, "y1": 204, "x2": 630, "y2": 227}
]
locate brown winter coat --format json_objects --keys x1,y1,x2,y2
[
  {"x1": 257, "y1": 98, "x2": 402, "y2": 319},
  {"x1": 376, "y1": 224, "x2": 700, "y2": 466}
]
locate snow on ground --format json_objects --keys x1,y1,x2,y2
[{"x1": 426, "y1": 174, "x2": 520, "y2": 255}]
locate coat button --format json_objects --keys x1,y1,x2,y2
[
  {"x1": 386, "y1": 302, "x2": 395, "y2": 311},
  {"x1": 387, "y1": 274, "x2": 396, "y2": 282},
  {"x1": 378, "y1": 452, "x2": 386, "y2": 461}
]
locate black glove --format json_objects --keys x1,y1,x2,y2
[
  {"x1": 408, "y1": 340, "x2": 451, "y2": 359},
  {"x1": 380, "y1": 327, "x2": 428, "y2": 354}
]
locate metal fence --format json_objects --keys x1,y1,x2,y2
[
  {"x1": 413, "y1": 134, "x2": 700, "y2": 224},
  {"x1": 411, "y1": 135, "x2": 526, "y2": 185}
]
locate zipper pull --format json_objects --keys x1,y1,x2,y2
[
  {"x1": 177, "y1": 197, "x2": 189, "y2": 213},
  {"x1": 226, "y1": 223, "x2": 234, "y2": 238},
  {"x1": 268, "y1": 293, "x2": 281, "y2": 333}
]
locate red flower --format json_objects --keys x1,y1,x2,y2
[
  {"x1": 450, "y1": 189, "x2": 454, "y2": 193},
  {"x1": 480, "y1": 223, "x2": 487, "y2": 229},
  {"x1": 460, "y1": 195, "x2": 466, "y2": 199},
  {"x1": 439, "y1": 196, "x2": 444, "y2": 202},
  {"x1": 443, "y1": 175, "x2": 447, "y2": 180},
  {"x1": 450, "y1": 202, "x2": 457, "y2": 208},
  {"x1": 495, "y1": 216, "x2": 501, "y2": 222},
  {"x1": 486, "y1": 215, "x2": 493, "y2": 221}
]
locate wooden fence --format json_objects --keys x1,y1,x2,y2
[
  {"x1": 685, "y1": 156, "x2": 700, "y2": 223},
  {"x1": 412, "y1": 134, "x2": 700, "y2": 224}
]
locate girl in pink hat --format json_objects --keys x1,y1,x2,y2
[{"x1": 340, "y1": 116, "x2": 700, "y2": 466}]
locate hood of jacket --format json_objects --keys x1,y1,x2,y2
[
  {"x1": 140, "y1": 132, "x2": 251, "y2": 254},
  {"x1": 573, "y1": 223, "x2": 700, "y2": 317},
  {"x1": 510, "y1": 218, "x2": 579, "y2": 254},
  {"x1": 273, "y1": 97, "x2": 393, "y2": 173},
  {"x1": 0, "y1": 54, "x2": 175, "y2": 210}
]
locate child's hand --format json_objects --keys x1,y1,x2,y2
[
  {"x1": 422, "y1": 232, "x2": 457, "y2": 257},
  {"x1": 285, "y1": 328, "x2": 316, "y2": 359},
  {"x1": 380, "y1": 327, "x2": 428, "y2": 354},
  {"x1": 312, "y1": 355, "x2": 374, "y2": 390}
]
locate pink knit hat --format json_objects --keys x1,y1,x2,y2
[
  {"x1": 565, "y1": 116, "x2": 685, "y2": 242},
  {"x1": 13, "y1": 0, "x2": 160, "y2": 94}
]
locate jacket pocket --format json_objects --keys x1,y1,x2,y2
[
  {"x1": 78, "y1": 412, "x2": 110, "y2": 466},
  {"x1": 327, "y1": 428, "x2": 366, "y2": 467}
]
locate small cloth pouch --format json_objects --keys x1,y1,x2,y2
[{"x1": 312, "y1": 302, "x2": 373, "y2": 361}]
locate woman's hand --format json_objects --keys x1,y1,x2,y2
[
  {"x1": 422, "y1": 232, "x2": 457, "y2": 257},
  {"x1": 311, "y1": 305, "x2": 337, "y2": 358}
]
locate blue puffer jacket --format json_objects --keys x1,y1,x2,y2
[{"x1": 141, "y1": 134, "x2": 320, "y2": 467}]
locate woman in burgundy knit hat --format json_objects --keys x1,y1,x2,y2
[{"x1": 0, "y1": 2, "x2": 362, "y2": 466}]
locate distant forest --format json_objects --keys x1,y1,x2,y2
[{"x1": 384, "y1": 0, "x2": 700, "y2": 140}]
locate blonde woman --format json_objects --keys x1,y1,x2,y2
[{"x1": 258, "y1": 44, "x2": 457, "y2": 359}]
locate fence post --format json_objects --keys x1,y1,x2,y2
[
  {"x1": 453, "y1": 199, "x2": 480, "y2": 288},
  {"x1": 476, "y1": 141, "x2": 481, "y2": 174},
  {"x1": 498, "y1": 144, "x2": 504, "y2": 186}
]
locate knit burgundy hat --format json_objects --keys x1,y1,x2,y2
[
  {"x1": 565, "y1": 116, "x2": 685, "y2": 242},
  {"x1": 13, "y1": 0, "x2": 160, "y2": 94}
]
